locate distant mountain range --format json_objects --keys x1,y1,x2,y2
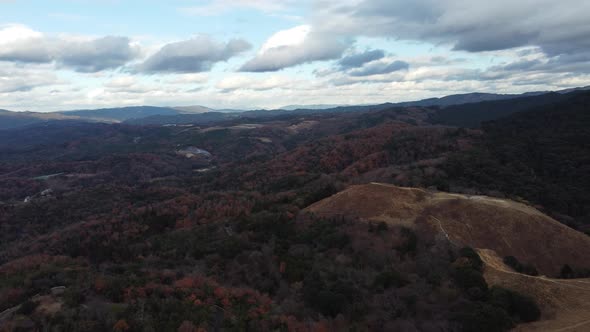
[
  {"x1": 0, "y1": 109, "x2": 91, "y2": 130},
  {"x1": 172, "y1": 105, "x2": 215, "y2": 113},
  {"x1": 280, "y1": 104, "x2": 347, "y2": 111},
  {"x1": 280, "y1": 92, "x2": 548, "y2": 112},
  {"x1": 431, "y1": 92, "x2": 572, "y2": 127},
  {"x1": 277, "y1": 94, "x2": 543, "y2": 112},
  {"x1": 58, "y1": 106, "x2": 180, "y2": 122},
  {"x1": 0, "y1": 106, "x2": 217, "y2": 130},
  {"x1": 1, "y1": 86, "x2": 588, "y2": 130}
]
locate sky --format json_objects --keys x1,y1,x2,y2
[{"x1": 1, "y1": 0, "x2": 590, "y2": 112}]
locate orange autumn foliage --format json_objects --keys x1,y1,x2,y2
[{"x1": 113, "y1": 319, "x2": 130, "y2": 331}]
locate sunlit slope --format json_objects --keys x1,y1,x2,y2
[{"x1": 305, "y1": 183, "x2": 590, "y2": 277}]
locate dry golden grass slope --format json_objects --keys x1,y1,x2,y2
[
  {"x1": 306, "y1": 183, "x2": 590, "y2": 276},
  {"x1": 479, "y1": 249, "x2": 590, "y2": 332},
  {"x1": 305, "y1": 183, "x2": 590, "y2": 331}
]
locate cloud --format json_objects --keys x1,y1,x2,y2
[
  {"x1": 483, "y1": 57, "x2": 590, "y2": 80},
  {"x1": 348, "y1": 60, "x2": 409, "y2": 76},
  {"x1": 338, "y1": 49, "x2": 385, "y2": 69},
  {"x1": 182, "y1": 0, "x2": 296, "y2": 16},
  {"x1": 0, "y1": 24, "x2": 53, "y2": 63},
  {"x1": 316, "y1": 0, "x2": 590, "y2": 58},
  {"x1": 216, "y1": 75, "x2": 298, "y2": 91},
  {"x1": 0, "y1": 65, "x2": 59, "y2": 93},
  {"x1": 58, "y1": 36, "x2": 140, "y2": 73},
  {"x1": 240, "y1": 25, "x2": 349, "y2": 72},
  {"x1": 165, "y1": 73, "x2": 209, "y2": 85},
  {"x1": 0, "y1": 24, "x2": 139, "y2": 72},
  {"x1": 139, "y1": 36, "x2": 251, "y2": 73},
  {"x1": 101, "y1": 76, "x2": 157, "y2": 94}
]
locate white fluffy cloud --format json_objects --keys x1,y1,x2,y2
[
  {"x1": 182, "y1": 0, "x2": 297, "y2": 15},
  {"x1": 165, "y1": 73, "x2": 209, "y2": 85},
  {"x1": 0, "y1": 24, "x2": 140, "y2": 72},
  {"x1": 0, "y1": 65, "x2": 60, "y2": 93},
  {"x1": 139, "y1": 36, "x2": 251, "y2": 73},
  {"x1": 216, "y1": 75, "x2": 304, "y2": 91},
  {"x1": 240, "y1": 25, "x2": 349, "y2": 72}
]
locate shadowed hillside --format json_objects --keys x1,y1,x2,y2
[{"x1": 442, "y1": 91, "x2": 590, "y2": 229}]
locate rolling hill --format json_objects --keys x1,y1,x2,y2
[
  {"x1": 306, "y1": 183, "x2": 590, "y2": 330},
  {"x1": 0, "y1": 110, "x2": 85, "y2": 130},
  {"x1": 172, "y1": 105, "x2": 215, "y2": 113},
  {"x1": 121, "y1": 89, "x2": 584, "y2": 127},
  {"x1": 57, "y1": 106, "x2": 181, "y2": 122},
  {"x1": 2, "y1": 87, "x2": 586, "y2": 130},
  {"x1": 305, "y1": 183, "x2": 590, "y2": 277},
  {"x1": 431, "y1": 92, "x2": 571, "y2": 127},
  {"x1": 479, "y1": 249, "x2": 590, "y2": 332},
  {"x1": 1, "y1": 86, "x2": 590, "y2": 331},
  {"x1": 442, "y1": 90, "x2": 590, "y2": 229}
]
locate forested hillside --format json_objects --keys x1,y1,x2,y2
[
  {"x1": 442, "y1": 91, "x2": 590, "y2": 230},
  {"x1": 0, "y1": 91, "x2": 589, "y2": 331}
]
